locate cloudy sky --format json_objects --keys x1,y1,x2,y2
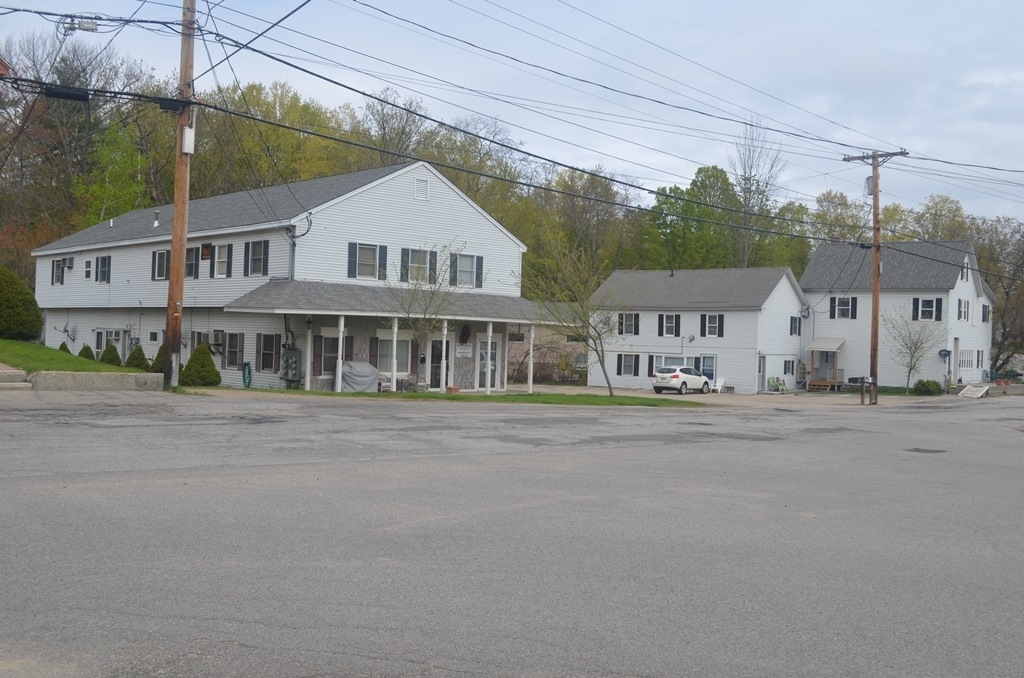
[{"x1": 4, "y1": 0, "x2": 1024, "y2": 220}]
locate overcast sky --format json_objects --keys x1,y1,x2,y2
[{"x1": 4, "y1": 0, "x2": 1024, "y2": 220}]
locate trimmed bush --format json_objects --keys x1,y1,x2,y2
[
  {"x1": 913, "y1": 379, "x2": 943, "y2": 396},
  {"x1": 180, "y1": 342, "x2": 221, "y2": 387},
  {"x1": 78, "y1": 344, "x2": 96, "y2": 360},
  {"x1": 99, "y1": 343, "x2": 122, "y2": 366},
  {"x1": 58, "y1": 342, "x2": 71, "y2": 353},
  {"x1": 0, "y1": 265, "x2": 43, "y2": 341},
  {"x1": 151, "y1": 343, "x2": 166, "y2": 372},
  {"x1": 125, "y1": 344, "x2": 150, "y2": 370}
]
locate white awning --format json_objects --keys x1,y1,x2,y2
[{"x1": 805, "y1": 337, "x2": 845, "y2": 352}]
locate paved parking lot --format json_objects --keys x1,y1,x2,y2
[{"x1": 2, "y1": 389, "x2": 1023, "y2": 676}]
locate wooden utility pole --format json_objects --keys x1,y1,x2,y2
[
  {"x1": 164, "y1": 0, "x2": 196, "y2": 386},
  {"x1": 842, "y1": 149, "x2": 908, "y2": 405}
]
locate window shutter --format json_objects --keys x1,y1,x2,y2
[
  {"x1": 912, "y1": 298, "x2": 919, "y2": 320},
  {"x1": 347, "y1": 242, "x2": 357, "y2": 278},
  {"x1": 378, "y1": 245, "x2": 387, "y2": 280},
  {"x1": 400, "y1": 248, "x2": 410, "y2": 282},
  {"x1": 616, "y1": 354, "x2": 623, "y2": 376},
  {"x1": 263, "y1": 239, "x2": 269, "y2": 274},
  {"x1": 193, "y1": 247, "x2": 201, "y2": 279},
  {"x1": 218, "y1": 330, "x2": 226, "y2": 369},
  {"x1": 718, "y1": 314, "x2": 724, "y2": 337},
  {"x1": 450, "y1": 253, "x2": 458, "y2": 286},
  {"x1": 632, "y1": 356, "x2": 639, "y2": 377},
  {"x1": 343, "y1": 335, "x2": 354, "y2": 361},
  {"x1": 369, "y1": 337, "x2": 379, "y2": 368},
  {"x1": 255, "y1": 334, "x2": 263, "y2": 371},
  {"x1": 618, "y1": 314, "x2": 624, "y2": 335},
  {"x1": 236, "y1": 333, "x2": 244, "y2": 370},
  {"x1": 475, "y1": 256, "x2": 484, "y2": 288},
  {"x1": 429, "y1": 251, "x2": 437, "y2": 284},
  {"x1": 190, "y1": 332, "x2": 197, "y2": 352},
  {"x1": 658, "y1": 315, "x2": 664, "y2": 337},
  {"x1": 244, "y1": 242, "x2": 251, "y2": 277},
  {"x1": 274, "y1": 334, "x2": 281, "y2": 372},
  {"x1": 209, "y1": 251, "x2": 216, "y2": 278},
  {"x1": 633, "y1": 313, "x2": 640, "y2": 335},
  {"x1": 312, "y1": 336, "x2": 323, "y2": 377},
  {"x1": 106, "y1": 257, "x2": 111, "y2": 282},
  {"x1": 935, "y1": 299, "x2": 942, "y2": 321},
  {"x1": 96, "y1": 257, "x2": 100, "y2": 282},
  {"x1": 151, "y1": 251, "x2": 157, "y2": 280},
  {"x1": 225, "y1": 244, "x2": 233, "y2": 278},
  {"x1": 829, "y1": 297, "x2": 836, "y2": 319},
  {"x1": 850, "y1": 297, "x2": 858, "y2": 320},
  {"x1": 700, "y1": 314, "x2": 707, "y2": 337},
  {"x1": 648, "y1": 355, "x2": 654, "y2": 377},
  {"x1": 674, "y1": 315, "x2": 680, "y2": 337}
]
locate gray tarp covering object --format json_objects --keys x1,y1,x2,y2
[{"x1": 341, "y1": 361, "x2": 379, "y2": 392}]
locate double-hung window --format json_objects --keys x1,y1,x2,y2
[
  {"x1": 701, "y1": 313, "x2": 724, "y2": 337},
  {"x1": 400, "y1": 248, "x2": 435, "y2": 283},
  {"x1": 618, "y1": 313, "x2": 639, "y2": 336},
  {"x1": 185, "y1": 246, "x2": 200, "y2": 279},
  {"x1": 982, "y1": 304, "x2": 990, "y2": 323},
  {"x1": 829, "y1": 296, "x2": 857, "y2": 319},
  {"x1": 658, "y1": 314, "x2": 680, "y2": 337},
  {"x1": 222, "y1": 332, "x2": 243, "y2": 369},
  {"x1": 958, "y1": 299, "x2": 970, "y2": 321},
  {"x1": 450, "y1": 253, "x2": 483, "y2": 288},
  {"x1": 790, "y1": 316, "x2": 802, "y2": 336},
  {"x1": 214, "y1": 245, "x2": 231, "y2": 278},
  {"x1": 912, "y1": 297, "x2": 942, "y2": 321},
  {"x1": 51, "y1": 260, "x2": 64, "y2": 285},
  {"x1": 784, "y1": 359, "x2": 795, "y2": 375},
  {"x1": 616, "y1": 353, "x2": 640, "y2": 376},
  {"x1": 255, "y1": 333, "x2": 281, "y2": 372},
  {"x1": 378, "y1": 339, "x2": 410, "y2": 373},
  {"x1": 348, "y1": 242, "x2": 387, "y2": 280},
  {"x1": 151, "y1": 249, "x2": 170, "y2": 281},
  {"x1": 95, "y1": 256, "x2": 111, "y2": 283},
  {"x1": 244, "y1": 240, "x2": 269, "y2": 277}
]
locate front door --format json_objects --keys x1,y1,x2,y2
[
  {"x1": 758, "y1": 355, "x2": 766, "y2": 392},
  {"x1": 478, "y1": 340, "x2": 497, "y2": 390},
  {"x1": 430, "y1": 339, "x2": 449, "y2": 389}
]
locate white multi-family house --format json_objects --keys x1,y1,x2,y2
[
  {"x1": 799, "y1": 240, "x2": 995, "y2": 389},
  {"x1": 587, "y1": 268, "x2": 808, "y2": 394},
  {"x1": 33, "y1": 161, "x2": 543, "y2": 392}
]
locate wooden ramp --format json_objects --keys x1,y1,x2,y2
[{"x1": 958, "y1": 384, "x2": 989, "y2": 399}]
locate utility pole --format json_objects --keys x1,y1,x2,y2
[
  {"x1": 164, "y1": 0, "x2": 196, "y2": 387},
  {"x1": 842, "y1": 149, "x2": 908, "y2": 404}
]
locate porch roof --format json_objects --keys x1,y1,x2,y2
[
  {"x1": 225, "y1": 278, "x2": 551, "y2": 324},
  {"x1": 805, "y1": 337, "x2": 846, "y2": 352}
]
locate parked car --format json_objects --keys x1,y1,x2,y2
[{"x1": 652, "y1": 366, "x2": 710, "y2": 394}]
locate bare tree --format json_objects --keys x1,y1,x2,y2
[
  {"x1": 359, "y1": 87, "x2": 436, "y2": 167},
  {"x1": 728, "y1": 119, "x2": 786, "y2": 268},
  {"x1": 882, "y1": 304, "x2": 947, "y2": 393}
]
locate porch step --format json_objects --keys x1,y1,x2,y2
[{"x1": 0, "y1": 381, "x2": 33, "y2": 390}]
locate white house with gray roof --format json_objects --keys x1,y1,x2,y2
[
  {"x1": 588, "y1": 267, "x2": 808, "y2": 395},
  {"x1": 33, "y1": 161, "x2": 543, "y2": 393},
  {"x1": 799, "y1": 240, "x2": 995, "y2": 389}
]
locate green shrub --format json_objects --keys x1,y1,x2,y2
[
  {"x1": 99, "y1": 343, "x2": 122, "y2": 366},
  {"x1": 0, "y1": 265, "x2": 43, "y2": 341},
  {"x1": 913, "y1": 379, "x2": 943, "y2": 395},
  {"x1": 78, "y1": 344, "x2": 95, "y2": 360},
  {"x1": 125, "y1": 344, "x2": 150, "y2": 370},
  {"x1": 180, "y1": 342, "x2": 221, "y2": 386},
  {"x1": 58, "y1": 341, "x2": 71, "y2": 353},
  {"x1": 151, "y1": 343, "x2": 166, "y2": 372}
]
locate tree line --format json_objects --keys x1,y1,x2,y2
[{"x1": 1, "y1": 33, "x2": 1021, "y2": 372}]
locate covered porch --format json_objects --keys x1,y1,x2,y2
[{"x1": 804, "y1": 337, "x2": 846, "y2": 392}]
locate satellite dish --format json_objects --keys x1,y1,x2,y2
[{"x1": 938, "y1": 349, "x2": 951, "y2": 359}]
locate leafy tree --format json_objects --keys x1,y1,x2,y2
[
  {"x1": 812, "y1": 190, "x2": 869, "y2": 242},
  {"x1": 882, "y1": 304, "x2": 947, "y2": 393},
  {"x1": 0, "y1": 264, "x2": 43, "y2": 340},
  {"x1": 179, "y1": 343, "x2": 221, "y2": 387},
  {"x1": 99, "y1": 343, "x2": 122, "y2": 366},
  {"x1": 78, "y1": 344, "x2": 95, "y2": 360},
  {"x1": 124, "y1": 344, "x2": 150, "y2": 370}
]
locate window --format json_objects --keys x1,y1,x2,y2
[
  {"x1": 151, "y1": 249, "x2": 170, "y2": 281},
  {"x1": 658, "y1": 314, "x2": 680, "y2": 337},
  {"x1": 700, "y1": 354, "x2": 716, "y2": 380},
  {"x1": 961, "y1": 265, "x2": 969, "y2": 282},
  {"x1": 378, "y1": 339, "x2": 410, "y2": 373},
  {"x1": 222, "y1": 332, "x2": 243, "y2": 369},
  {"x1": 958, "y1": 299, "x2": 970, "y2": 321},
  {"x1": 244, "y1": 240, "x2": 269, "y2": 277},
  {"x1": 401, "y1": 248, "x2": 435, "y2": 283},
  {"x1": 51, "y1": 260, "x2": 64, "y2": 285},
  {"x1": 616, "y1": 353, "x2": 640, "y2": 376},
  {"x1": 790, "y1": 316, "x2": 802, "y2": 336},
  {"x1": 958, "y1": 350, "x2": 973, "y2": 369},
  {"x1": 913, "y1": 297, "x2": 942, "y2": 322},
  {"x1": 149, "y1": 332, "x2": 158, "y2": 342},
  {"x1": 829, "y1": 296, "x2": 857, "y2": 319},
  {"x1": 358, "y1": 244, "x2": 377, "y2": 278},
  {"x1": 977, "y1": 350, "x2": 984, "y2": 371},
  {"x1": 185, "y1": 246, "x2": 200, "y2": 279},
  {"x1": 321, "y1": 336, "x2": 339, "y2": 374},
  {"x1": 784, "y1": 360, "x2": 795, "y2": 375},
  {"x1": 95, "y1": 256, "x2": 111, "y2": 283},
  {"x1": 213, "y1": 244, "x2": 232, "y2": 278},
  {"x1": 701, "y1": 313, "x2": 724, "y2": 337},
  {"x1": 618, "y1": 313, "x2": 639, "y2": 335},
  {"x1": 255, "y1": 333, "x2": 281, "y2": 372},
  {"x1": 348, "y1": 242, "x2": 387, "y2": 280},
  {"x1": 95, "y1": 330, "x2": 104, "y2": 352},
  {"x1": 452, "y1": 253, "x2": 483, "y2": 287},
  {"x1": 982, "y1": 304, "x2": 990, "y2": 323},
  {"x1": 85, "y1": 259, "x2": 91, "y2": 280},
  {"x1": 193, "y1": 331, "x2": 212, "y2": 351}
]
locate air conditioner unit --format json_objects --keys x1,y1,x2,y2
[
  {"x1": 112, "y1": 330, "x2": 121, "y2": 340},
  {"x1": 62, "y1": 256, "x2": 74, "y2": 269},
  {"x1": 212, "y1": 331, "x2": 224, "y2": 345}
]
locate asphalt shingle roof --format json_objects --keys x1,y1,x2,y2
[
  {"x1": 34, "y1": 163, "x2": 414, "y2": 253},
  {"x1": 591, "y1": 267, "x2": 798, "y2": 310}
]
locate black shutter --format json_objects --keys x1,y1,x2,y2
[
  {"x1": 633, "y1": 313, "x2": 640, "y2": 335},
  {"x1": 475, "y1": 256, "x2": 484, "y2": 288},
  {"x1": 343, "y1": 336, "x2": 354, "y2": 361},
  {"x1": 616, "y1": 354, "x2": 623, "y2": 376},
  {"x1": 618, "y1": 314, "x2": 624, "y2": 335},
  {"x1": 718, "y1": 314, "x2": 724, "y2": 337},
  {"x1": 429, "y1": 251, "x2": 437, "y2": 284},
  {"x1": 209, "y1": 250, "x2": 216, "y2": 278},
  {"x1": 658, "y1": 315, "x2": 664, "y2": 337},
  {"x1": 244, "y1": 242, "x2": 251, "y2": 277},
  {"x1": 312, "y1": 336, "x2": 323, "y2": 377},
  {"x1": 648, "y1": 355, "x2": 654, "y2": 377},
  {"x1": 193, "y1": 247, "x2": 201, "y2": 279},
  {"x1": 369, "y1": 337, "x2": 379, "y2": 368},
  {"x1": 263, "y1": 239, "x2": 269, "y2": 275},
  {"x1": 347, "y1": 242, "x2": 357, "y2": 278},
  {"x1": 912, "y1": 298, "x2": 919, "y2": 320},
  {"x1": 106, "y1": 256, "x2": 111, "y2": 282},
  {"x1": 255, "y1": 334, "x2": 263, "y2": 371},
  {"x1": 935, "y1": 298, "x2": 942, "y2": 321},
  {"x1": 225, "y1": 244, "x2": 233, "y2": 278},
  {"x1": 400, "y1": 248, "x2": 410, "y2": 282},
  {"x1": 674, "y1": 315, "x2": 681, "y2": 337},
  {"x1": 274, "y1": 334, "x2": 281, "y2": 373},
  {"x1": 96, "y1": 257, "x2": 101, "y2": 282},
  {"x1": 378, "y1": 245, "x2": 387, "y2": 280},
  {"x1": 700, "y1": 314, "x2": 707, "y2": 337},
  {"x1": 632, "y1": 356, "x2": 639, "y2": 377},
  {"x1": 850, "y1": 297, "x2": 858, "y2": 320},
  {"x1": 450, "y1": 253, "x2": 458, "y2": 286},
  {"x1": 829, "y1": 297, "x2": 837, "y2": 319}
]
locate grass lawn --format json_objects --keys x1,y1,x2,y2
[{"x1": 0, "y1": 339, "x2": 147, "y2": 374}]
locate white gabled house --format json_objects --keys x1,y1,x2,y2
[
  {"x1": 33, "y1": 161, "x2": 543, "y2": 392},
  {"x1": 799, "y1": 240, "x2": 995, "y2": 389},
  {"x1": 587, "y1": 268, "x2": 809, "y2": 394}
]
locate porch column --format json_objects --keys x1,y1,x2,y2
[
  {"x1": 334, "y1": 314, "x2": 345, "y2": 393},
  {"x1": 391, "y1": 316, "x2": 399, "y2": 392},
  {"x1": 502, "y1": 326, "x2": 510, "y2": 391},
  {"x1": 440, "y1": 319, "x2": 448, "y2": 391},
  {"x1": 304, "y1": 317, "x2": 313, "y2": 391},
  {"x1": 486, "y1": 321, "x2": 493, "y2": 395},
  {"x1": 528, "y1": 324, "x2": 535, "y2": 394}
]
